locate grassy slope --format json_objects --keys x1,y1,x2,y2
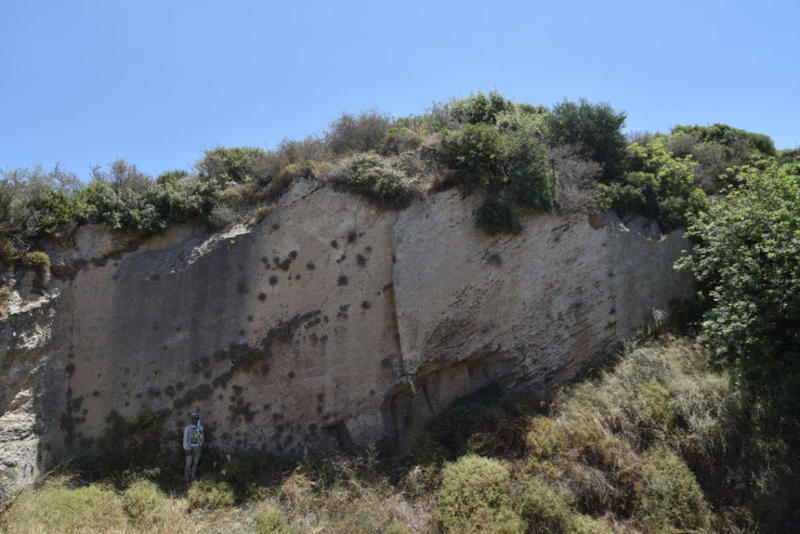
[{"x1": 3, "y1": 336, "x2": 794, "y2": 533}]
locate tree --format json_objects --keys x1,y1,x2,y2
[
  {"x1": 678, "y1": 163, "x2": 800, "y2": 414},
  {"x1": 546, "y1": 99, "x2": 628, "y2": 183}
]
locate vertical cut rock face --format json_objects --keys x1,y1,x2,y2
[{"x1": 0, "y1": 179, "x2": 692, "y2": 498}]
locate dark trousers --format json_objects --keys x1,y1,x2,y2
[{"x1": 184, "y1": 447, "x2": 201, "y2": 481}]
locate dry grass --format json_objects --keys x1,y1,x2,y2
[{"x1": 1, "y1": 337, "x2": 788, "y2": 533}]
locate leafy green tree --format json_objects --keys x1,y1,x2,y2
[
  {"x1": 198, "y1": 147, "x2": 273, "y2": 184},
  {"x1": 440, "y1": 120, "x2": 552, "y2": 234},
  {"x1": 678, "y1": 163, "x2": 800, "y2": 414},
  {"x1": 448, "y1": 91, "x2": 516, "y2": 125},
  {"x1": 671, "y1": 124, "x2": 776, "y2": 158},
  {"x1": 599, "y1": 141, "x2": 707, "y2": 231},
  {"x1": 546, "y1": 99, "x2": 628, "y2": 183}
]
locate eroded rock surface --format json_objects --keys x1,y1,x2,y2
[{"x1": 0, "y1": 180, "x2": 692, "y2": 499}]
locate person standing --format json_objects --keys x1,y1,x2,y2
[{"x1": 183, "y1": 413, "x2": 204, "y2": 482}]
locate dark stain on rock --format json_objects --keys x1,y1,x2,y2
[{"x1": 274, "y1": 256, "x2": 291, "y2": 271}]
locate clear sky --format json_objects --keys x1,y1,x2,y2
[{"x1": 2, "y1": 0, "x2": 798, "y2": 179}]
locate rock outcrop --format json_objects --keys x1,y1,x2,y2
[{"x1": 0, "y1": 179, "x2": 693, "y2": 499}]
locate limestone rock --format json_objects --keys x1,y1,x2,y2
[{"x1": 0, "y1": 179, "x2": 693, "y2": 500}]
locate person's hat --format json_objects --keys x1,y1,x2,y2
[{"x1": 190, "y1": 413, "x2": 200, "y2": 419}]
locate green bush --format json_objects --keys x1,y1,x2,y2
[
  {"x1": 677, "y1": 163, "x2": 800, "y2": 414},
  {"x1": 253, "y1": 502, "x2": 290, "y2": 533},
  {"x1": 672, "y1": 123, "x2": 776, "y2": 157},
  {"x1": 21, "y1": 251, "x2": 50, "y2": 269},
  {"x1": 199, "y1": 146, "x2": 276, "y2": 184},
  {"x1": 599, "y1": 141, "x2": 707, "y2": 231},
  {"x1": 121, "y1": 478, "x2": 169, "y2": 527},
  {"x1": 326, "y1": 109, "x2": 391, "y2": 155},
  {"x1": 448, "y1": 91, "x2": 516, "y2": 125},
  {"x1": 437, "y1": 455, "x2": 525, "y2": 533},
  {"x1": 377, "y1": 127, "x2": 422, "y2": 155},
  {"x1": 515, "y1": 477, "x2": 613, "y2": 534},
  {"x1": 0, "y1": 234, "x2": 19, "y2": 265},
  {"x1": 634, "y1": 446, "x2": 711, "y2": 532},
  {"x1": 28, "y1": 190, "x2": 84, "y2": 237},
  {"x1": 440, "y1": 119, "x2": 552, "y2": 234},
  {"x1": 187, "y1": 478, "x2": 236, "y2": 509},
  {"x1": 333, "y1": 154, "x2": 420, "y2": 207},
  {"x1": 526, "y1": 416, "x2": 568, "y2": 460},
  {"x1": 546, "y1": 99, "x2": 628, "y2": 183}
]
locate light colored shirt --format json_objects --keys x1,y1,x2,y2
[{"x1": 183, "y1": 422, "x2": 204, "y2": 450}]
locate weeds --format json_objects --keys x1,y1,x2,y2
[{"x1": 2, "y1": 337, "x2": 795, "y2": 532}]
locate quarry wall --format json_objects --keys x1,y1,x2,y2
[{"x1": 0, "y1": 179, "x2": 693, "y2": 498}]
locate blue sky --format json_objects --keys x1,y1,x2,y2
[{"x1": 2, "y1": 0, "x2": 798, "y2": 179}]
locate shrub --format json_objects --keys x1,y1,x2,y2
[
  {"x1": 377, "y1": 127, "x2": 422, "y2": 155},
  {"x1": 275, "y1": 135, "x2": 330, "y2": 164},
  {"x1": 272, "y1": 161, "x2": 315, "y2": 196},
  {"x1": 0, "y1": 477, "x2": 127, "y2": 533},
  {"x1": 440, "y1": 122, "x2": 504, "y2": 192},
  {"x1": 475, "y1": 195, "x2": 522, "y2": 235},
  {"x1": 546, "y1": 99, "x2": 628, "y2": 183},
  {"x1": 156, "y1": 169, "x2": 189, "y2": 185},
  {"x1": 677, "y1": 163, "x2": 800, "y2": 415},
  {"x1": 526, "y1": 416, "x2": 568, "y2": 460},
  {"x1": 121, "y1": 478, "x2": 169, "y2": 527},
  {"x1": 634, "y1": 446, "x2": 711, "y2": 532},
  {"x1": 0, "y1": 285, "x2": 11, "y2": 308},
  {"x1": 0, "y1": 234, "x2": 19, "y2": 265},
  {"x1": 326, "y1": 109, "x2": 391, "y2": 155},
  {"x1": 21, "y1": 251, "x2": 50, "y2": 269},
  {"x1": 549, "y1": 145, "x2": 602, "y2": 213},
  {"x1": 514, "y1": 476, "x2": 613, "y2": 534},
  {"x1": 599, "y1": 141, "x2": 707, "y2": 231},
  {"x1": 385, "y1": 521, "x2": 412, "y2": 534},
  {"x1": 671, "y1": 123, "x2": 776, "y2": 157},
  {"x1": 253, "y1": 502, "x2": 289, "y2": 533},
  {"x1": 91, "y1": 157, "x2": 152, "y2": 193},
  {"x1": 437, "y1": 455, "x2": 524, "y2": 533},
  {"x1": 187, "y1": 478, "x2": 236, "y2": 509},
  {"x1": 29, "y1": 190, "x2": 84, "y2": 237},
  {"x1": 448, "y1": 91, "x2": 516, "y2": 125},
  {"x1": 256, "y1": 203, "x2": 277, "y2": 222},
  {"x1": 440, "y1": 119, "x2": 552, "y2": 234},
  {"x1": 198, "y1": 146, "x2": 280, "y2": 188},
  {"x1": 332, "y1": 154, "x2": 420, "y2": 207}
]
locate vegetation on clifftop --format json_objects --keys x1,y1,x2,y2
[{"x1": 3, "y1": 91, "x2": 794, "y2": 265}]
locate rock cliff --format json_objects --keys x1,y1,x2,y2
[{"x1": 0, "y1": 179, "x2": 692, "y2": 499}]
